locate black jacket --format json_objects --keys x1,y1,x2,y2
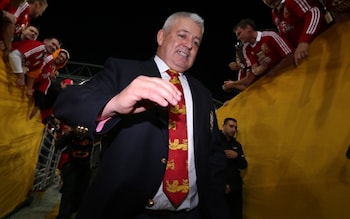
[{"x1": 218, "y1": 130, "x2": 247, "y2": 188}]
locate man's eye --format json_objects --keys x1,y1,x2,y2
[{"x1": 193, "y1": 41, "x2": 200, "y2": 47}]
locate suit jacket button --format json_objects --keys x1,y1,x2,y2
[
  {"x1": 161, "y1": 158, "x2": 167, "y2": 164},
  {"x1": 147, "y1": 199, "x2": 155, "y2": 207}
]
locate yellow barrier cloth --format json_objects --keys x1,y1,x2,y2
[{"x1": 0, "y1": 56, "x2": 44, "y2": 218}]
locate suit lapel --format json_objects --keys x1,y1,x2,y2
[{"x1": 141, "y1": 59, "x2": 169, "y2": 146}]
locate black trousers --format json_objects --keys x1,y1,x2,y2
[
  {"x1": 226, "y1": 188, "x2": 243, "y2": 219},
  {"x1": 56, "y1": 164, "x2": 91, "y2": 219},
  {"x1": 135, "y1": 207, "x2": 201, "y2": 219}
]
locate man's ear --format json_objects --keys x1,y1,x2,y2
[{"x1": 157, "y1": 29, "x2": 164, "y2": 46}]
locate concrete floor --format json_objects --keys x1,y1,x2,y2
[{"x1": 5, "y1": 184, "x2": 61, "y2": 219}]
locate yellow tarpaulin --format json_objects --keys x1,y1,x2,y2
[
  {"x1": 0, "y1": 54, "x2": 44, "y2": 218},
  {"x1": 216, "y1": 20, "x2": 350, "y2": 219}
]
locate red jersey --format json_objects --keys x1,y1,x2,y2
[
  {"x1": 1, "y1": 1, "x2": 30, "y2": 36},
  {"x1": 0, "y1": 0, "x2": 12, "y2": 41},
  {"x1": 271, "y1": 0, "x2": 327, "y2": 48},
  {"x1": 0, "y1": 0, "x2": 10, "y2": 9},
  {"x1": 41, "y1": 53, "x2": 55, "y2": 77},
  {"x1": 12, "y1": 1, "x2": 30, "y2": 36},
  {"x1": 34, "y1": 73, "x2": 51, "y2": 94},
  {"x1": 33, "y1": 54, "x2": 55, "y2": 94},
  {"x1": 243, "y1": 31, "x2": 293, "y2": 74},
  {"x1": 11, "y1": 39, "x2": 46, "y2": 72}
]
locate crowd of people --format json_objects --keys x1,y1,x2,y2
[
  {"x1": 0, "y1": 2, "x2": 75, "y2": 120},
  {"x1": 222, "y1": 0, "x2": 349, "y2": 99},
  {"x1": 0, "y1": 0, "x2": 73, "y2": 123},
  {"x1": 1, "y1": 0, "x2": 349, "y2": 218},
  {"x1": 0, "y1": 1, "x2": 82, "y2": 218}
]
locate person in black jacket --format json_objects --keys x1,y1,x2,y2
[
  {"x1": 53, "y1": 11, "x2": 230, "y2": 219},
  {"x1": 55, "y1": 125, "x2": 93, "y2": 219},
  {"x1": 218, "y1": 117, "x2": 248, "y2": 219}
]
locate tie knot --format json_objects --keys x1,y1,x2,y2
[{"x1": 166, "y1": 69, "x2": 179, "y2": 78}]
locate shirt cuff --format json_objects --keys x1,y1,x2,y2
[{"x1": 96, "y1": 117, "x2": 112, "y2": 132}]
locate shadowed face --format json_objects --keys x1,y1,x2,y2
[
  {"x1": 55, "y1": 52, "x2": 68, "y2": 65},
  {"x1": 22, "y1": 26, "x2": 39, "y2": 40},
  {"x1": 44, "y1": 38, "x2": 60, "y2": 54},
  {"x1": 30, "y1": 1, "x2": 47, "y2": 18},
  {"x1": 223, "y1": 120, "x2": 237, "y2": 137},
  {"x1": 235, "y1": 26, "x2": 253, "y2": 44}
]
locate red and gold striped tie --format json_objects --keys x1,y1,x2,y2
[{"x1": 163, "y1": 69, "x2": 189, "y2": 208}]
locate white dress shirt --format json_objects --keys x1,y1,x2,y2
[{"x1": 147, "y1": 55, "x2": 199, "y2": 211}]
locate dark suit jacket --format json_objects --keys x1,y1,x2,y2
[{"x1": 53, "y1": 57, "x2": 230, "y2": 219}]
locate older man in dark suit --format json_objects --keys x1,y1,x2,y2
[{"x1": 54, "y1": 11, "x2": 230, "y2": 219}]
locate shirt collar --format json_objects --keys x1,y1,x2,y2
[
  {"x1": 154, "y1": 55, "x2": 168, "y2": 73},
  {"x1": 154, "y1": 55, "x2": 183, "y2": 75},
  {"x1": 250, "y1": 31, "x2": 262, "y2": 47},
  {"x1": 256, "y1": 31, "x2": 262, "y2": 42}
]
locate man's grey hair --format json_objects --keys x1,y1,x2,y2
[{"x1": 162, "y1": 11, "x2": 205, "y2": 35}]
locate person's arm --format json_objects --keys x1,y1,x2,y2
[
  {"x1": 25, "y1": 69, "x2": 42, "y2": 97},
  {"x1": 251, "y1": 63, "x2": 268, "y2": 76},
  {"x1": 1, "y1": 10, "x2": 16, "y2": 24},
  {"x1": 291, "y1": 1, "x2": 324, "y2": 65},
  {"x1": 228, "y1": 61, "x2": 240, "y2": 71},
  {"x1": 9, "y1": 0, "x2": 26, "y2": 7},
  {"x1": 265, "y1": 53, "x2": 295, "y2": 76},
  {"x1": 54, "y1": 58, "x2": 181, "y2": 132},
  {"x1": 8, "y1": 49, "x2": 24, "y2": 73},
  {"x1": 224, "y1": 149, "x2": 238, "y2": 159},
  {"x1": 297, "y1": 5, "x2": 323, "y2": 45},
  {"x1": 222, "y1": 80, "x2": 249, "y2": 92},
  {"x1": 235, "y1": 142, "x2": 248, "y2": 169},
  {"x1": 98, "y1": 75, "x2": 181, "y2": 120},
  {"x1": 222, "y1": 69, "x2": 256, "y2": 91},
  {"x1": 8, "y1": 49, "x2": 27, "y2": 86},
  {"x1": 294, "y1": 42, "x2": 309, "y2": 66},
  {"x1": 256, "y1": 31, "x2": 295, "y2": 76}
]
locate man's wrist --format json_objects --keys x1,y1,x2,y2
[{"x1": 251, "y1": 68, "x2": 258, "y2": 76}]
